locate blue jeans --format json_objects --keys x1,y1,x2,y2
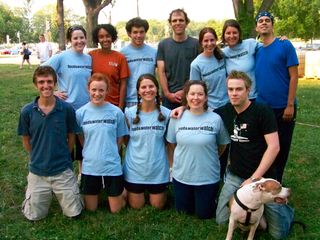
[
  {"x1": 173, "y1": 178, "x2": 219, "y2": 219},
  {"x1": 216, "y1": 170, "x2": 294, "y2": 239}
]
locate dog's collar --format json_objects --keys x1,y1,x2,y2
[{"x1": 234, "y1": 190, "x2": 259, "y2": 226}]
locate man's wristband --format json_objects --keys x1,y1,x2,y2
[{"x1": 251, "y1": 177, "x2": 259, "y2": 182}]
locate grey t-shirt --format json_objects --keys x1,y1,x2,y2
[{"x1": 157, "y1": 36, "x2": 199, "y2": 93}]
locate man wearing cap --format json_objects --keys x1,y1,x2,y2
[{"x1": 255, "y1": 11, "x2": 299, "y2": 183}]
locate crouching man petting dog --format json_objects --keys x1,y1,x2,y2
[
  {"x1": 215, "y1": 71, "x2": 294, "y2": 239},
  {"x1": 18, "y1": 66, "x2": 83, "y2": 220}
]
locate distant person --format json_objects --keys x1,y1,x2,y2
[
  {"x1": 37, "y1": 34, "x2": 52, "y2": 64},
  {"x1": 123, "y1": 74, "x2": 171, "y2": 210},
  {"x1": 190, "y1": 27, "x2": 228, "y2": 110},
  {"x1": 166, "y1": 80, "x2": 229, "y2": 219},
  {"x1": 18, "y1": 66, "x2": 83, "y2": 221},
  {"x1": 76, "y1": 73, "x2": 128, "y2": 212},
  {"x1": 89, "y1": 24, "x2": 130, "y2": 110},
  {"x1": 157, "y1": 8, "x2": 199, "y2": 109},
  {"x1": 43, "y1": 25, "x2": 92, "y2": 176},
  {"x1": 255, "y1": 11, "x2": 299, "y2": 183},
  {"x1": 121, "y1": 17, "x2": 157, "y2": 108},
  {"x1": 20, "y1": 42, "x2": 32, "y2": 69}
]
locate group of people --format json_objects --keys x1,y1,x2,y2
[
  {"x1": 20, "y1": 34, "x2": 53, "y2": 69},
  {"x1": 18, "y1": 8, "x2": 298, "y2": 240}
]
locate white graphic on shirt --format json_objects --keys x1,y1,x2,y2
[{"x1": 231, "y1": 122, "x2": 249, "y2": 142}]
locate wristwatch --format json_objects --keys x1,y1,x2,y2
[{"x1": 250, "y1": 177, "x2": 259, "y2": 182}]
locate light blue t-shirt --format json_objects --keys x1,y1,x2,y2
[
  {"x1": 190, "y1": 54, "x2": 228, "y2": 110},
  {"x1": 223, "y1": 39, "x2": 261, "y2": 99},
  {"x1": 76, "y1": 102, "x2": 128, "y2": 176},
  {"x1": 43, "y1": 49, "x2": 91, "y2": 110},
  {"x1": 121, "y1": 44, "x2": 157, "y2": 104},
  {"x1": 166, "y1": 110, "x2": 230, "y2": 185},
  {"x1": 123, "y1": 105, "x2": 171, "y2": 184}
]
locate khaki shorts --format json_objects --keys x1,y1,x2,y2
[{"x1": 22, "y1": 169, "x2": 83, "y2": 220}]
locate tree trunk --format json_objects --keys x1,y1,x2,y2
[
  {"x1": 232, "y1": 0, "x2": 241, "y2": 19},
  {"x1": 57, "y1": 0, "x2": 65, "y2": 51},
  {"x1": 82, "y1": 0, "x2": 113, "y2": 48},
  {"x1": 257, "y1": 0, "x2": 275, "y2": 13},
  {"x1": 232, "y1": 0, "x2": 274, "y2": 38}
]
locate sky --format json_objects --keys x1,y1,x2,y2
[{"x1": 5, "y1": 0, "x2": 235, "y2": 24}]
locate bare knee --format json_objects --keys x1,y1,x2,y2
[
  {"x1": 150, "y1": 193, "x2": 166, "y2": 210},
  {"x1": 127, "y1": 192, "x2": 145, "y2": 209},
  {"x1": 109, "y1": 194, "x2": 126, "y2": 213},
  {"x1": 84, "y1": 195, "x2": 98, "y2": 212}
]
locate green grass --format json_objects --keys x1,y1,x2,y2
[{"x1": 0, "y1": 64, "x2": 319, "y2": 239}]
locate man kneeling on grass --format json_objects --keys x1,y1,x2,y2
[{"x1": 17, "y1": 66, "x2": 83, "y2": 220}]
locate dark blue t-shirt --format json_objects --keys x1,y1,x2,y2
[{"x1": 18, "y1": 96, "x2": 79, "y2": 176}]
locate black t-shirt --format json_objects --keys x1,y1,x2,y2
[{"x1": 215, "y1": 102, "x2": 278, "y2": 179}]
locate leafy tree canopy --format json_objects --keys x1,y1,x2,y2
[{"x1": 271, "y1": 0, "x2": 320, "y2": 41}]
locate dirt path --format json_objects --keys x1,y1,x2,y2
[{"x1": 0, "y1": 55, "x2": 40, "y2": 65}]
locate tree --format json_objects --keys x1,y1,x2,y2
[
  {"x1": 147, "y1": 19, "x2": 166, "y2": 42},
  {"x1": 82, "y1": 0, "x2": 114, "y2": 47},
  {"x1": 57, "y1": 0, "x2": 65, "y2": 50},
  {"x1": 32, "y1": 5, "x2": 55, "y2": 42},
  {"x1": 32, "y1": 3, "x2": 84, "y2": 44},
  {"x1": 232, "y1": 0, "x2": 274, "y2": 38},
  {"x1": 0, "y1": 3, "x2": 25, "y2": 43},
  {"x1": 272, "y1": 0, "x2": 320, "y2": 41}
]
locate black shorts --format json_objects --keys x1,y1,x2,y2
[
  {"x1": 71, "y1": 137, "x2": 83, "y2": 161},
  {"x1": 124, "y1": 181, "x2": 168, "y2": 194},
  {"x1": 23, "y1": 55, "x2": 30, "y2": 60},
  {"x1": 81, "y1": 174, "x2": 124, "y2": 196}
]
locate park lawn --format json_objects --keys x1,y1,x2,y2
[{"x1": 0, "y1": 64, "x2": 319, "y2": 239}]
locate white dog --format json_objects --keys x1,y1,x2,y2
[{"x1": 226, "y1": 178, "x2": 291, "y2": 240}]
